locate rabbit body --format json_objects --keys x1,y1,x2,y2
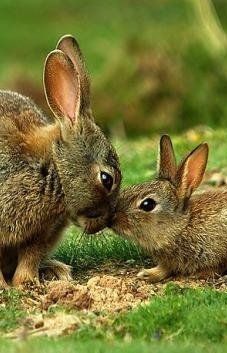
[
  {"x1": 0, "y1": 91, "x2": 66, "y2": 247},
  {"x1": 0, "y1": 35, "x2": 121, "y2": 287},
  {"x1": 111, "y1": 136, "x2": 227, "y2": 282},
  {"x1": 0, "y1": 91, "x2": 67, "y2": 286}
]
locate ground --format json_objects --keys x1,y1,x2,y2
[{"x1": 2, "y1": 128, "x2": 227, "y2": 352}]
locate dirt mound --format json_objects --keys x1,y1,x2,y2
[
  {"x1": 43, "y1": 275, "x2": 153, "y2": 313},
  {"x1": 20, "y1": 261, "x2": 227, "y2": 316},
  {"x1": 43, "y1": 282, "x2": 91, "y2": 310}
]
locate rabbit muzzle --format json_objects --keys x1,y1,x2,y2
[
  {"x1": 77, "y1": 204, "x2": 115, "y2": 234},
  {"x1": 108, "y1": 210, "x2": 132, "y2": 238}
]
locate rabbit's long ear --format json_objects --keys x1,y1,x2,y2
[
  {"x1": 56, "y1": 34, "x2": 90, "y2": 115},
  {"x1": 44, "y1": 49, "x2": 80, "y2": 126},
  {"x1": 176, "y1": 143, "x2": 208, "y2": 205},
  {"x1": 158, "y1": 135, "x2": 177, "y2": 183}
]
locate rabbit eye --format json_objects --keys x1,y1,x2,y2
[
  {"x1": 100, "y1": 171, "x2": 113, "y2": 192},
  {"x1": 139, "y1": 198, "x2": 157, "y2": 212}
]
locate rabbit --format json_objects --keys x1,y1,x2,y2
[
  {"x1": 111, "y1": 134, "x2": 227, "y2": 283},
  {"x1": 0, "y1": 34, "x2": 121, "y2": 288}
]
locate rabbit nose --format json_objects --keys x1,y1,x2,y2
[
  {"x1": 107, "y1": 214, "x2": 116, "y2": 228},
  {"x1": 107, "y1": 217, "x2": 113, "y2": 228}
]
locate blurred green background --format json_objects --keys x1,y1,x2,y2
[{"x1": 0, "y1": 0, "x2": 227, "y2": 136}]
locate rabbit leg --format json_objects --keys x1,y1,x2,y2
[
  {"x1": 137, "y1": 264, "x2": 169, "y2": 283},
  {"x1": 40, "y1": 259, "x2": 72, "y2": 281},
  {"x1": 12, "y1": 243, "x2": 41, "y2": 286},
  {"x1": 0, "y1": 249, "x2": 9, "y2": 288},
  {"x1": 39, "y1": 222, "x2": 72, "y2": 281},
  {"x1": 13, "y1": 220, "x2": 68, "y2": 286},
  {"x1": 0, "y1": 271, "x2": 8, "y2": 288}
]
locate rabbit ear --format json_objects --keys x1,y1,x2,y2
[
  {"x1": 43, "y1": 49, "x2": 80, "y2": 125},
  {"x1": 158, "y1": 135, "x2": 177, "y2": 183},
  {"x1": 56, "y1": 34, "x2": 90, "y2": 115},
  {"x1": 176, "y1": 143, "x2": 208, "y2": 204}
]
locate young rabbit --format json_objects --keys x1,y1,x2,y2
[
  {"x1": 111, "y1": 135, "x2": 227, "y2": 282},
  {"x1": 0, "y1": 35, "x2": 121, "y2": 287}
]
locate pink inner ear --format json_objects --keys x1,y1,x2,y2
[
  {"x1": 44, "y1": 50, "x2": 80, "y2": 125},
  {"x1": 185, "y1": 146, "x2": 207, "y2": 190},
  {"x1": 55, "y1": 69, "x2": 80, "y2": 123}
]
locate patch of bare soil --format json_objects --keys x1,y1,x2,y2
[
  {"x1": 44, "y1": 275, "x2": 152, "y2": 313},
  {"x1": 4, "y1": 261, "x2": 227, "y2": 339},
  {"x1": 20, "y1": 263, "x2": 158, "y2": 314},
  {"x1": 6, "y1": 312, "x2": 81, "y2": 339},
  {"x1": 15, "y1": 262, "x2": 227, "y2": 315}
]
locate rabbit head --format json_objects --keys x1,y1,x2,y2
[
  {"x1": 44, "y1": 35, "x2": 121, "y2": 233},
  {"x1": 111, "y1": 135, "x2": 208, "y2": 253}
]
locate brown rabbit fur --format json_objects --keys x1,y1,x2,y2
[
  {"x1": 0, "y1": 35, "x2": 121, "y2": 287},
  {"x1": 111, "y1": 135, "x2": 227, "y2": 283}
]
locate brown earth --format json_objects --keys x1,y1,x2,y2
[
  {"x1": 12, "y1": 261, "x2": 227, "y2": 314},
  {"x1": 3, "y1": 260, "x2": 227, "y2": 339}
]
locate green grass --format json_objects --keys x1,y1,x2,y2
[
  {"x1": 116, "y1": 284, "x2": 227, "y2": 342},
  {"x1": 55, "y1": 227, "x2": 146, "y2": 271},
  {"x1": 2, "y1": 338, "x2": 227, "y2": 353},
  {"x1": 0, "y1": 289, "x2": 25, "y2": 332},
  {"x1": 1, "y1": 339, "x2": 227, "y2": 353}
]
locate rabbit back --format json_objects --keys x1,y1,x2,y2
[{"x1": 0, "y1": 90, "x2": 50, "y2": 129}]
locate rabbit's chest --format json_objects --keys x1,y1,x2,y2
[{"x1": 0, "y1": 162, "x2": 66, "y2": 245}]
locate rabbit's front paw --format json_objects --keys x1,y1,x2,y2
[
  {"x1": 0, "y1": 272, "x2": 9, "y2": 289},
  {"x1": 137, "y1": 265, "x2": 169, "y2": 283},
  {"x1": 40, "y1": 259, "x2": 72, "y2": 281},
  {"x1": 12, "y1": 269, "x2": 39, "y2": 287}
]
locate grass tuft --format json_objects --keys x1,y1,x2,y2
[{"x1": 0, "y1": 289, "x2": 25, "y2": 332}]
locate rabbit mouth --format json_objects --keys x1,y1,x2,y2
[
  {"x1": 75, "y1": 205, "x2": 115, "y2": 234},
  {"x1": 76, "y1": 214, "x2": 110, "y2": 234}
]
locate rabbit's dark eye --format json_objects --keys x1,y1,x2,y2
[
  {"x1": 101, "y1": 171, "x2": 113, "y2": 192},
  {"x1": 139, "y1": 198, "x2": 157, "y2": 212}
]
